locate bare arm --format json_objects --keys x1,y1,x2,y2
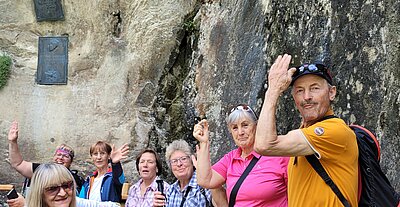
[
  {"x1": 8, "y1": 121, "x2": 33, "y2": 178},
  {"x1": 254, "y1": 54, "x2": 314, "y2": 156},
  {"x1": 193, "y1": 120, "x2": 225, "y2": 189},
  {"x1": 211, "y1": 186, "x2": 228, "y2": 207}
]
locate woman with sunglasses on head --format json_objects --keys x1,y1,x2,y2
[
  {"x1": 153, "y1": 139, "x2": 227, "y2": 207},
  {"x1": 79, "y1": 141, "x2": 129, "y2": 203},
  {"x1": 25, "y1": 163, "x2": 120, "y2": 207},
  {"x1": 193, "y1": 104, "x2": 289, "y2": 207}
]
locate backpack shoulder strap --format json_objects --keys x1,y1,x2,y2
[
  {"x1": 228, "y1": 155, "x2": 260, "y2": 207},
  {"x1": 306, "y1": 114, "x2": 351, "y2": 207},
  {"x1": 306, "y1": 155, "x2": 351, "y2": 207},
  {"x1": 350, "y1": 124, "x2": 381, "y2": 160}
]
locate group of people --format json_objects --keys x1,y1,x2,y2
[
  {"x1": 192, "y1": 54, "x2": 361, "y2": 206},
  {"x1": 6, "y1": 123, "x2": 225, "y2": 207},
  {"x1": 6, "y1": 53, "x2": 387, "y2": 206},
  {"x1": 7, "y1": 121, "x2": 129, "y2": 207}
]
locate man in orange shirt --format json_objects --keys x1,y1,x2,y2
[{"x1": 254, "y1": 54, "x2": 358, "y2": 207}]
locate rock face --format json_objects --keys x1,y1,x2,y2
[{"x1": 0, "y1": 0, "x2": 399, "y2": 192}]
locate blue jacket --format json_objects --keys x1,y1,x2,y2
[{"x1": 79, "y1": 161, "x2": 125, "y2": 202}]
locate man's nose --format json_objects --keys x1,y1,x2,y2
[{"x1": 303, "y1": 89, "x2": 313, "y2": 100}]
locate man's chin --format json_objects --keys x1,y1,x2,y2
[{"x1": 302, "y1": 114, "x2": 320, "y2": 124}]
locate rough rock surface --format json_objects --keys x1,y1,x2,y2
[{"x1": 0, "y1": 0, "x2": 398, "y2": 192}]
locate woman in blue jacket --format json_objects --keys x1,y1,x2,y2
[{"x1": 79, "y1": 141, "x2": 129, "y2": 202}]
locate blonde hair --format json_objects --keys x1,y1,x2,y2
[{"x1": 26, "y1": 163, "x2": 77, "y2": 207}]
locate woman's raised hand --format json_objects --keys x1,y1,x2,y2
[
  {"x1": 193, "y1": 119, "x2": 210, "y2": 143},
  {"x1": 110, "y1": 143, "x2": 129, "y2": 163}
]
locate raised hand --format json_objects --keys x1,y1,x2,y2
[
  {"x1": 267, "y1": 54, "x2": 296, "y2": 94},
  {"x1": 110, "y1": 143, "x2": 129, "y2": 163},
  {"x1": 8, "y1": 121, "x2": 19, "y2": 142},
  {"x1": 193, "y1": 119, "x2": 210, "y2": 143}
]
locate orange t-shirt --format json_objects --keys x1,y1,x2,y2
[{"x1": 288, "y1": 113, "x2": 358, "y2": 207}]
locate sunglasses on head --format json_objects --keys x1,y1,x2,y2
[
  {"x1": 295, "y1": 63, "x2": 326, "y2": 74},
  {"x1": 45, "y1": 181, "x2": 74, "y2": 196},
  {"x1": 292, "y1": 63, "x2": 333, "y2": 85},
  {"x1": 229, "y1": 104, "x2": 258, "y2": 119}
]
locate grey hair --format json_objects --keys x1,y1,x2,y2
[
  {"x1": 165, "y1": 139, "x2": 193, "y2": 161},
  {"x1": 226, "y1": 108, "x2": 258, "y2": 126}
]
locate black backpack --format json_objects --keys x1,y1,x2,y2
[{"x1": 306, "y1": 116, "x2": 400, "y2": 207}]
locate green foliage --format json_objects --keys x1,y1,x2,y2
[
  {"x1": 183, "y1": 19, "x2": 198, "y2": 34},
  {"x1": 0, "y1": 55, "x2": 12, "y2": 90}
]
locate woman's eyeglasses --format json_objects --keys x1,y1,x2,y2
[
  {"x1": 44, "y1": 181, "x2": 74, "y2": 196},
  {"x1": 169, "y1": 155, "x2": 190, "y2": 166},
  {"x1": 229, "y1": 104, "x2": 258, "y2": 119}
]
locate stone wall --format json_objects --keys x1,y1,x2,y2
[{"x1": 0, "y1": 0, "x2": 398, "y2": 192}]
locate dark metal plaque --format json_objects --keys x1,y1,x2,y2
[
  {"x1": 33, "y1": 0, "x2": 64, "y2": 22},
  {"x1": 37, "y1": 37, "x2": 68, "y2": 85}
]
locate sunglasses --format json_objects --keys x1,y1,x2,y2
[
  {"x1": 229, "y1": 104, "x2": 258, "y2": 119},
  {"x1": 45, "y1": 181, "x2": 74, "y2": 196},
  {"x1": 293, "y1": 63, "x2": 333, "y2": 84}
]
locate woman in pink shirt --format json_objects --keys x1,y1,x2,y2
[{"x1": 193, "y1": 104, "x2": 289, "y2": 207}]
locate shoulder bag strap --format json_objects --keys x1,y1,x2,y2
[
  {"x1": 180, "y1": 186, "x2": 192, "y2": 207},
  {"x1": 228, "y1": 155, "x2": 260, "y2": 207},
  {"x1": 306, "y1": 155, "x2": 351, "y2": 207},
  {"x1": 200, "y1": 187, "x2": 212, "y2": 207}
]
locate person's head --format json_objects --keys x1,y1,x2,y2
[
  {"x1": 226, "y1": 104, "x2": 258, "y2": 150},
  {"x1": 165, "y1": 139, "x2": 194, "y2": 182},
  {"x1": 53, "y1": 144, "x2": 75, "y2": 169},
  {"x1": 136, "y1": 148, "x2": 163, "y2": 182},
  {"x1": 291, "y1": 63, "x2": 336, "y2": 125},
  {"x1": 90, "y1": 141, "x2": 112, "y2": 170},
  {"x1": 26, "y1": 163, "x2": 76, "y2": 207}
]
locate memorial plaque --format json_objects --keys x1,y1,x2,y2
[
  {"x1": 37, "y1": 37, "x2": 68, "y2": 85},
  {"x1": 33, "y1": 0, "x2": 64, "y2": 22}
]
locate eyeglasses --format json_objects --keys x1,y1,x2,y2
[
  {"x1": 54, "y1": 149, "x2": 73, "y2": 159},
  {"x1": 293, "y1": 63, "x2": 333, "y2": 85},
  {"x1": 44, "y1": 181, "x2": 74, "y2": 196},
  {"x1": 229, "y1": 104, "x2": 258, "y2": 119},
  {"x1": 169, "y1": 156, "x2": 190, "y2": 166},
  {"x1": 55, "y1": 153, "x2": 71, "y2": 159}
]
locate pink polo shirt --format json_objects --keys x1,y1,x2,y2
[{"x1": 212, "y1": 148, "x2": 289, "y2": 207}]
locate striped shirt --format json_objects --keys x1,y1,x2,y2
[{"x1": 166, "y1": 171, "x2": 211, "y2": 207}]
